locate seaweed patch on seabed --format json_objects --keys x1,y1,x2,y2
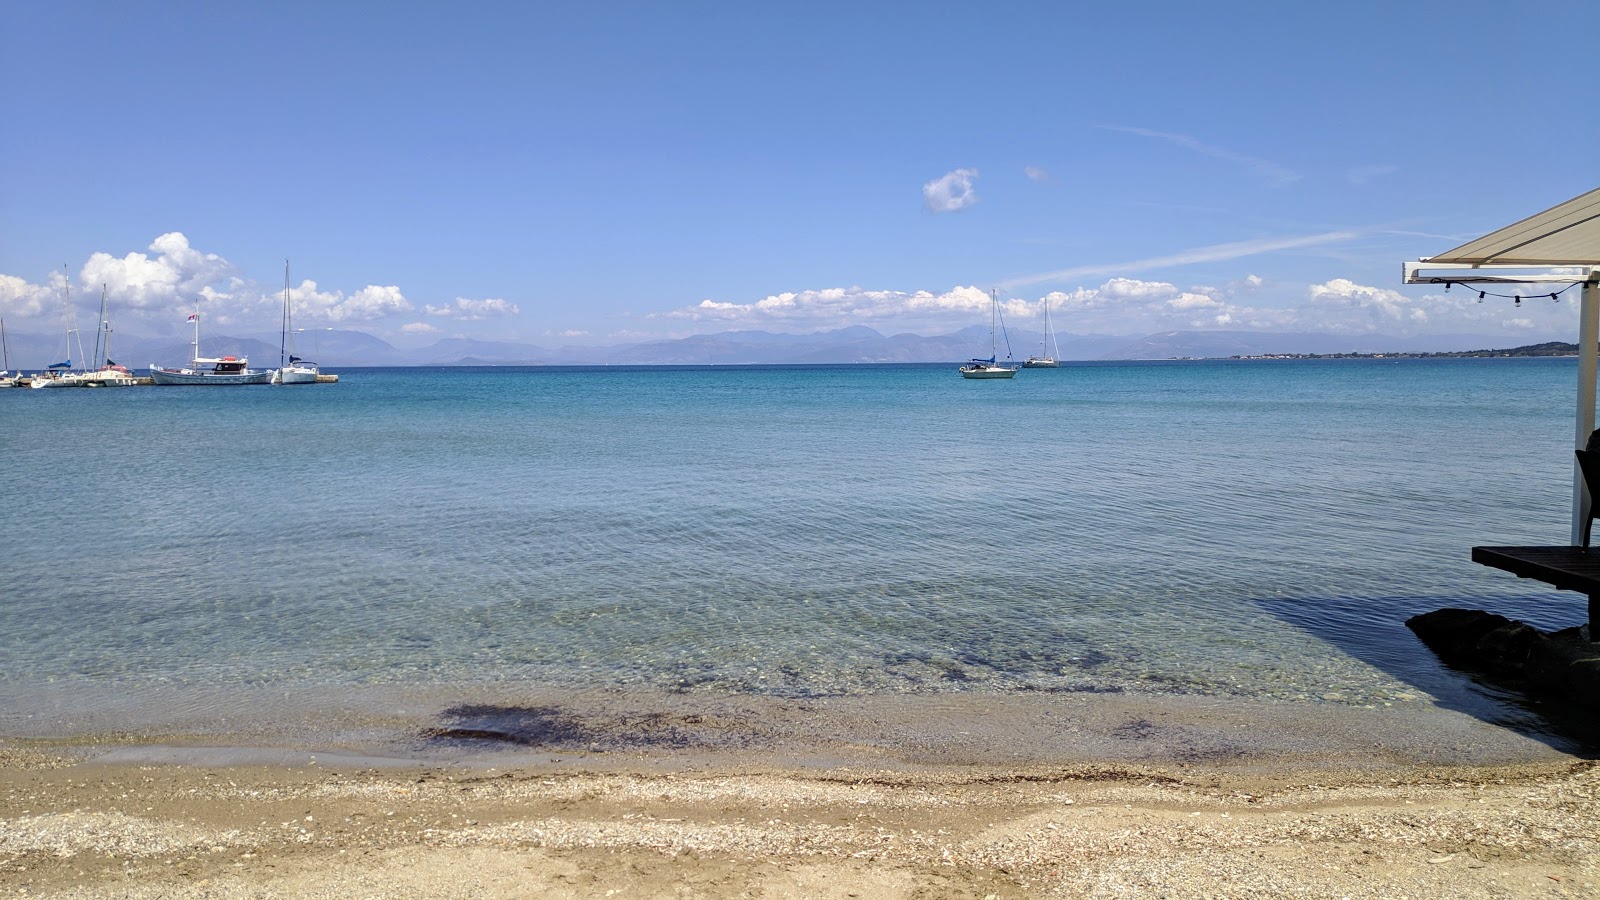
[
  {"x1": 421, "y1": 703, "x2": 779, "y2": 752},
  {"x1": 1111, "y1": 716, "x2": 1251, "y2": 764}
]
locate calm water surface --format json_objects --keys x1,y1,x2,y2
[{"x1": 0, "y1": 360, "x2": 1587, "y2": 744}]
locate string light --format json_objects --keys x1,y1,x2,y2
[{"x1": 1426, "y1": 278, "x2": 1585, "y2": 304}]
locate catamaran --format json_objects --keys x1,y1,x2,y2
[
  {"x1": 1022, "y1": 291, "x2": 1062, "y2": 368},
  {"x1": 959, "y1": 288, "x2": 1020, "y2": 379},
  {"x1": 272, "y1": 259, "x2": 319, "y2": 385},
  {"x1": 150, "y1": 300, "x2": 272, "y2": 385}
]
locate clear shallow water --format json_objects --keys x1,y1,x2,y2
[{"x1": 0, "y1": 360, "x2": 1589, "y2": 743}]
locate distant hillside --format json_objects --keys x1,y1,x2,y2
[
  {"x1": 1234, "y1": 341, "x2": 1582, "y2": 360},
  {"x1": 0, "y1": 325, "x2": 1572, "y2": 369},
  {"x1": 1426, "y1": 341, "x2": 1578, "y2": 358}
]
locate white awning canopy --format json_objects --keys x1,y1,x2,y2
[{"x1": 1424, "y1": 187, "x2": 1600, "y2": 266}]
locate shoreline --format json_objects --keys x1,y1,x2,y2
[
  {"x1": 6, "y1": 689, "x2": 1597, "y2": 895},
  {"x1": 3, "y1": 740, "x2": 1596, "y2": 898}
]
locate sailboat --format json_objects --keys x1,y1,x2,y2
[
  {"x1": 0, "y1": 318, "x2": 18, "y2": 387},
  {"x1": 958, "y1": 288, "x2": 1020, "y2": 379},
  {"x1": 76, "y1": 285, "x2": 137, "y2": 386},
  {"x1": 31, "y1": 266, "x2": 93, "y2": 389},
  {"x1": 149, "y1": 300, "x2": 272, "y2": 385},
  {"x1": 1022, "y1": 292, "x2": 1062, "y2": 368},
  {"x1": 272, "y1": 259, "x2": 319, "y2": 385}
]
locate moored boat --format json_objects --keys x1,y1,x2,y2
[
  {"x1": 150, "y1": 356, "x2": 272, "y2": 385},
  {"x1": 959, "y1": 288, "x2": 1020, "y2": 379},
  {"x1": 150, "y1": 301, "x2": 271, "y2": 385},
  {"x1": 1022, "y1": 290, "x2": 1062, "y2": 367},
  {"x1": 272, "y1": 260, "x2": 320, "y2": 385}
]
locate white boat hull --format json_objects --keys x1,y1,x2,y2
[
  {"x1": 150, "y1": 366, "x2": 272, "y2": 385},
  {"x1": 959, "y1": 365, "x2": 1018, "y2": 379},
  {"x1": 1022, "y1": 357, "x2": 1059, "y2": 368},
  {"x1": 272, "y1": 365, "x2": 320, "y2": 385}
]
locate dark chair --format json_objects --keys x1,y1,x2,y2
[{"x1": 1576, "y1": 448, "x2": 1600, "y2": 547}]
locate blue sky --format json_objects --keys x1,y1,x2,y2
[{"x1": 3, "y1": 0, "x2": 1596, "y2": 348}]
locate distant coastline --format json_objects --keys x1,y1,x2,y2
[{"x1": 1229, "y1": 340, "x2": 1580, "y2": 361}]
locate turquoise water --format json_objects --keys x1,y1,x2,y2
[{"x1": 0, "y1": 360, "x2": 1587, "y2": 740}]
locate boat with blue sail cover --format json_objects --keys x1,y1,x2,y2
[{"x1": 959, "y1": 288, "x2": 1019, "y2": 379}]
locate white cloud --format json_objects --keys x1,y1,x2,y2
[
  {"x1": 1024, "y1": 165, "x2": 1051, "y2": 182},
  {"x1": 923, "y1": 168, "x2": 980, "y2": 213},
  {"x1": 401, "y1": 322, "x2": 439, "y2": 334},
  {"x1": 1348, "y1": 164, "x2": 1398, "y2": 185},
  {"x1": 1167, "y1": 292, "x2": 1221, "y2": 310},
  {"x1": 1099, "y1": 125, "x2": 1301, "y2": 186},
  {"x1": 1100, "y1": 278, "x2": 1179, "y2": 300},
  {"x1": 79, "y1": 232, "x2": 238, "y2": 312},
  {"x1": 0, "y1": 272, "x2": 57, "y2": 317},
  {"x1": 1307, "y1": 278, "x2": 1411, "y2": 319},
  {"x1": 653, "y1": 274, "x2": 1577, "y2": 343},
  {"x1": 2, "y1": 233, "x2": 417, "y2": 330},
  {"x1": 1000, "y1": 230, "x2": 1361, "y2": 290},
  {"x1": 286, "y1": 281, "x2": 413, "y2": 324},
  {"x1": 423, "y1": 297, "x2": 520, "y2": 319}
]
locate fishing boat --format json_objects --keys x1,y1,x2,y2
[
  {"x1": 959, "y1": 289, "x2": 1019, "y2": 379},
  {"x1": 150, "y1": 300, "x2": 272, "y2": 385},
  {"x1": 1022, "y1": 291, "x2": 1062, "y2": 368},
  {"x1": 272, "y1": 259, "x2": 319, "y2": 385}
]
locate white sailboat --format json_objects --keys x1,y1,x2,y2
[
  {"x1": 0, "y1": 317, "x2": 18, "y2": 387},
  {"x1": 31, "y1": 266, "x2": 91, "y2": 389},
  {"x1": 76, "y1": 284, "x2": 137, "y2": 386},
  {"x1": 150, "y1": 300, "x2": 272, "y2": 385},
  {"x1": 1022, "y1": 292, "x2": 1062, "y2": 368},
  {"x1": 272, "y1": 259, "x2": 319, "y2": 385},
  {"x1": 958, "y1": 289, "x2": 1020, "y2": 379}
]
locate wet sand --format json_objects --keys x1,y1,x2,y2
[{"x1": 3, "y1": 691, "x2": 1597, "y2": 898}]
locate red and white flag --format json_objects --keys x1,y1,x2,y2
[{"x1": 186, "y1": 313, "x2": 198, "y2": 322}]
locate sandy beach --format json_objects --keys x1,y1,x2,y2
[{"x1": 3, "y1": 691, "x2": 1597, "y2": 899}]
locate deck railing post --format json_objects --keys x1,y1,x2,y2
[{"x1": 1576, "y1": 278, "x2": 1600, "y2": 545}]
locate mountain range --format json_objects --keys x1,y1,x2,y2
[{"x1": 0, "y1": 325, "x2": 1552, "y2": 369}]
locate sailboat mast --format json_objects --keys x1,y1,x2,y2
[
  {"x1": 192, "y1": 298, "x2": 200, "y2": 363},
  {"x1": 280, "y1": 259, "x2": 290, "y2": 368},
  {"x1": 2, "y1": 317, "x2": 9, "y2": 371},
  {"x1": 94, "y1": 284, "x2": 110, "y2": 369},
  {"x1": 989, "y1": 288, "x2": 999, "y2": 358},
  {"x1": 1046, "y1": 294, "x2": 1061, "y2": 359}
]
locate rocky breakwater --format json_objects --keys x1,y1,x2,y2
[{"x1": 1407, "y1": 608, "x2": 1600, "y2": 712}]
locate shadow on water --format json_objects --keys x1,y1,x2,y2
[{"x1": 1259, "y1": 594, "x2": 1600, "y2": 757}]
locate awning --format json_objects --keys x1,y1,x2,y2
[{"x1": 1422, "y1": 187, "x2": 1600, "y2": 267}]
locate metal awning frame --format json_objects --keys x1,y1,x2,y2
[
  {"x1": 1405, "y1": 261, "x2": 1600, "y2": 543},
  {"x1": 1402, "y1": 260, "x2": 1599, "y2": 285}
]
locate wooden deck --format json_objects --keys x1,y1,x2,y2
[{"x1": 1472, "y1": 546, "x2": 1600, "y2": 633}]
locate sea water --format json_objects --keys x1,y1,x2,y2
[{"x1": 0, "y1": 360, "x2": 1588, "y2": 748}]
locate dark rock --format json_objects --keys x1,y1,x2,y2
[
  {"x1": 1405, "y1": 608, "x2": 1515, "y2": 662},
  {"x1": 1408, "y1": 608, "x2": 1600, "y2": 713}
]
